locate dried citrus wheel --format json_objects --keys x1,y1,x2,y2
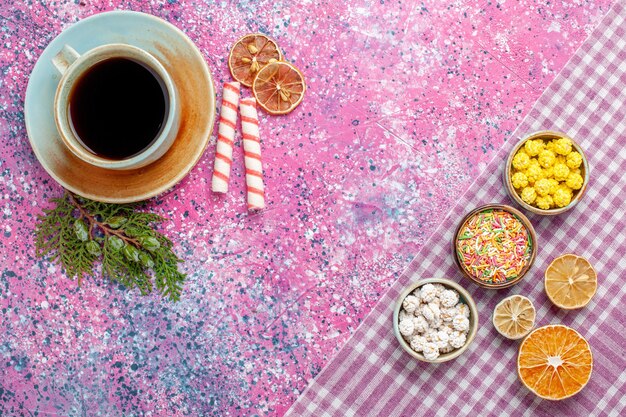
[
  {"x1": 228, "y1": 33, "x2": 282, "y2": 87},
  {"x1": 545, "y1": 254, "x2": 597, "y2": 309},
  {"x1": 252, "y1": 61, "x2": 306, "y2": 115},
  {"x1": 518, "y1": 325, "x2": 593, "y2": 400},
  {"x1": 492, "y1": 295, "x2": 536, "y2": 340}
]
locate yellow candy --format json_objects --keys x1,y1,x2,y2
[
  {"x1": 548, "y1": 178, "x2": 559, "y2": 190},
  {"x1": 512, "y1": 151, "x2": 531, "y2": 170},
  {"x1": 542, "y1": 166, "x2": 554, "y2": 179},
  {"x1": 566, "y1": 151, "x2": 583, "y2": 169},
  {"x1": 524, "y1": 139, "x2": 545, "y2": 157},
  {"x1": 538, "y1": 149, "x2": 556, "y2": 168},
  {"x1": 546, "y1": 140, "x2": 556, "y2": 151},
  {"x1": 553, "y1": 187, "x2": 572, "y2": 208},
  {"x1": 534, "y1": 178, "x2": 553, "y2": 196},
  {"x1": 535, "y1": 195, "x2": 554, "y2": 210},
  {"x1": 511, "y1": 171, "x2": 529, "y2": 189},
  {"x1": 553, "y1": 163, "x2": 570, "y2": 181},
  {"x1": 525, "y1": 165, "x2": 543, "y2": 183},
  {"x1": 556, "y1": 155, "x2": 566, "y2": 165},
  {"x1": 558, "y1": 184, "x2": 573, "y2": 195},
  {"x1": 566, "y1": 172, "x2": 584, "y2": 190},
  {"x1": 554, "y1": 137, "x2": 573, "y2": 155},
  {"x1": 560, "y1": 184, "x2": 573, "y2": 195},
  {"x1": 521, "y1": 187, "x2": 537, "y2": 204}
]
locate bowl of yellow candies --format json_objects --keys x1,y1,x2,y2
[{"x1": 504, "y1": 131, "x2": 589, "y2": 215}]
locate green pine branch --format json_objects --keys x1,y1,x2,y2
[{"x1": 35, "y1": 191, "x2": 186, "y2": 301}]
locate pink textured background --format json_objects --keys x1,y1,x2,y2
[{"x1": 0, "y1": 0, "x2": 614, "y2": 415}]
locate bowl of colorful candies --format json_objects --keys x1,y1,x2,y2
[
  {"x1": 504, "y1": 131, "x2": 589, "y2": 215},
  {"x1": 453, "y1": 204, "x2": 537, "y2": 289}
]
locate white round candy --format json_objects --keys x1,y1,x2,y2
[
  {"x1": 422, "y1": 342, "x2": 440, "y2": 360},
  {"x1": 410, "y1": 335, "x2": 428, "y2": 352},
  {"x1": 413, "y1": 315, "x2": 429, "y2": 333},
  {"x1": 439, "y1": 344, "x2": 455, "y2": 354},
  {"x1": 457, "y1": 303, "x2": 471, "y2": 318},
  {"x1": 399, "y1": 310, "x2": 410, "y2": 322},
  {"x1": 420, "y1": 284, "x2": 438, "y2": 303},
  {"x1": 440, "y1": 306, "x2": 457, "y2": 322},
  {"x1": 428, "y1": 303, "x2": 441, "y2": 322},
  {"x1": 424, "y1": 328, "x2": 438, "y2": 342},
  {"x1": 452, "y1": 315, "x2": 470, "y2": 332},
  {"x1": 421, "y1": 304, "x2": 435, "y2": 322},
  {"x1": 435, "y1": 330, "x2": 450, "y2": 349},
  {"x1": 432, "y1": 284, "x2": 446, "y2": 296},
  {"x1": 440, "y1": 289, "x2": 460, "y2": 308},
  {"x1": 402, "y1": 295, "x2": 420, "y2": 314},
  {"x1": 450, "y1": 331, "x2": 467, "y2": 348},
  {"x1": 430, "y1": 318, "x2": 443, "y2": 330},
  {"x1": 399, "y1": 318, "x2": 415, "y2": 336}
]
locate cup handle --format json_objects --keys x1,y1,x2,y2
[{"x1": 52, "y1": 45, "x2": 80, "y2": 75}]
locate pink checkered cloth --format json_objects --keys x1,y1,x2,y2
[{"x1": 287, "y1": 2, "x2": 626, "y2": 416}]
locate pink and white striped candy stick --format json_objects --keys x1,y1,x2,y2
[
  {"x1": 211, "y1": 81, "x2": 240, "y2": 193},
  {"x1": 239, "y1": 97, "x2": 265, "y2": 211}
]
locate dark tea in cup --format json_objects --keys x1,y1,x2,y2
[{"x1": 68, "y1": 57, "x2": 168, "y2": 160}]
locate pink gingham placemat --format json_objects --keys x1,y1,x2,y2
[{"x1": 287, "y1": 1, "x2": 626, "y2": 416}]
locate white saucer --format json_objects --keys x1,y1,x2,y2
[{"x1": 24, "y1": 11, "x2": 215, "y2": 203}]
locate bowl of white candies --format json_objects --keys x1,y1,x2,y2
[{"x1": 393, "y1": 278, "x2": 479, "y2": 363}]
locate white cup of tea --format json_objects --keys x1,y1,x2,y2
[{"x1": 52, "y1": 43, "x2": 180, "y2": 170}]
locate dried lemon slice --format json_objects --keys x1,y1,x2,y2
[
  {"x1": 252, "y1": 61, "x2": 306, "y2": 115},
  {"x1": 492, "y1": 295, "x2": 536, "y2": 340},
  {"x1": 228, "y1": 34, "x2": 282, "y2": 87},
  {"x1": 518, "y1": 325, "x2": 593, "y2": 400},
  {"x1": 545, "y1": 254, "x2": 597, "y2": 309}
]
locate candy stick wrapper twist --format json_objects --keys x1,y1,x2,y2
[
  {"x1": 240, "y1": 97, "x2": 265, "y2": 211},
  {"x1": 211, "y1": 81, "x2": 240, "y2": 193}
]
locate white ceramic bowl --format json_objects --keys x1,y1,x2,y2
[{"x1": 393, "y1": 278, "x2": 479, "y2": 363}]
